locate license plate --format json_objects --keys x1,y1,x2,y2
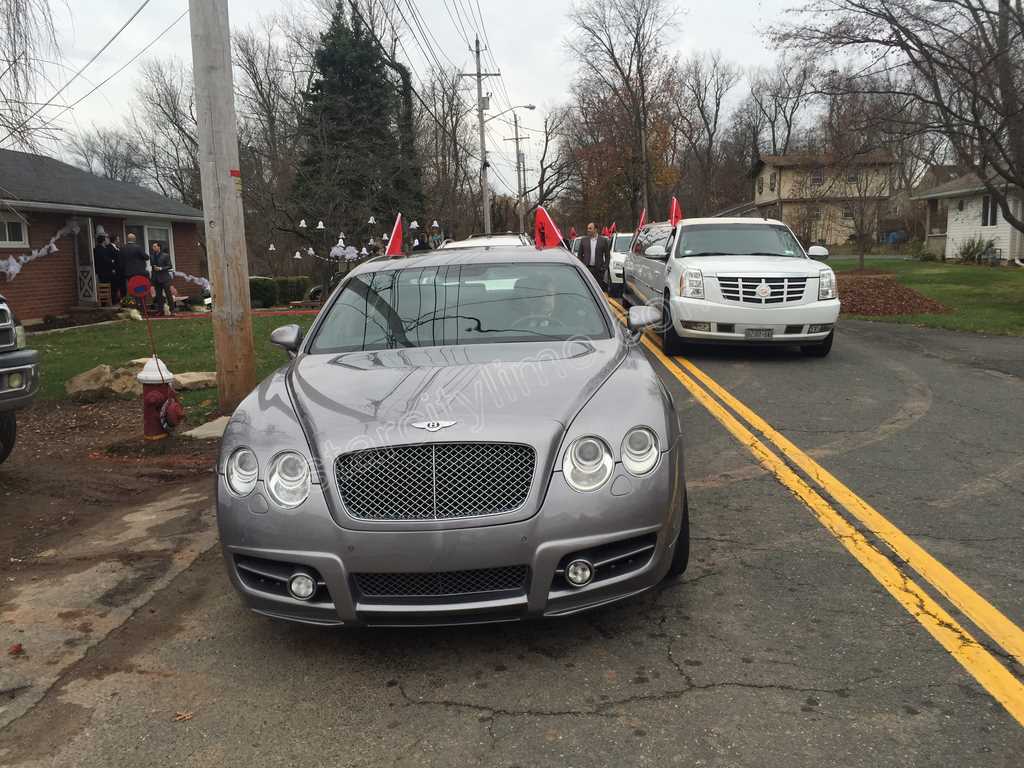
[{"x1": 745, "y1": 328, "x2": 774, "y2": 339}]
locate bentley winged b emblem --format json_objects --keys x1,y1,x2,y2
[{"x1": 411, "y1": 420, "x2": 457, "y2": 433}]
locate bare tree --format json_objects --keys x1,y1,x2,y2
[
  {"x1": 773, "y1": 0, "x2": 1024, "y2": 234},
  {"x1": 567, "y1": 0, "x2": 677, "y2": 216},
  {"x1": 0, "y1": 0, "x2": 58, "y2": 146},
  {"x1": 748, "y1": 58, "x2": 816, "y2": 155},
  {"x1": 68, "y1": 126, "x2": 144, "y2": 184},
  {"x1": 525, "y1": 109, "x2": 576, "y2": 214},
  {"x1": 674, "y1": 53, "x2": 742, "y2": 214}
]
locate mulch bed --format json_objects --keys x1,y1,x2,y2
[{"x1": 837, "y1": 271, "x2": 951, "y2": 316}]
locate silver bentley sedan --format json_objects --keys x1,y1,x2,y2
[{"x1": 217, "y1": 247, "x2": 689, "y2": 627}]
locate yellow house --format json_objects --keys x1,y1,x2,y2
[{"x1": 751, "y1": 151, "x2": 896, "y2": 247}]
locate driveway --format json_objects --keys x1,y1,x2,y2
[{"x1": 1, "y1": 319, "x2": 1021, "y2": 767}]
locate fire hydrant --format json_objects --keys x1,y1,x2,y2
[{"x1": 137, "y1": 356, "x2": 185, "y2": 441}]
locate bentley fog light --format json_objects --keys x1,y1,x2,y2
[
  {"x1": 565, "y1": 559, "x2": 594, "y2": 587},
  {"x1": 288, "y1": 571, "x2": 316, "y2": 601},
  {"x1": 266, "y1": 451, "x2": 311, "y2": 508},
  {"x1": 225, "y1": 447, "x2": 258, "y2": 497},
  {"x1": 563, "y1": 436, "x2": 614, "y2": 492},
  {"x1": 622, "y1": 427, "x2": 659, "y2": 476}
]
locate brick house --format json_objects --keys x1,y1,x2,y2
[{"x1": 0, "y1": 149, "x2": 205, "y2": 323}]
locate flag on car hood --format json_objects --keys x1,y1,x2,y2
[
  {"x1": 534, "y1": 206, "x2": 565, "y2": 250},
  {"x1": 386, "y1": 213, "x2": 403, "y2": 257},
  {"x1": 669, "y1": 197, "x2": 683, "y2": 227},
  {"x1": 637, "y1": 208, "x2": 647, "y2": 230}
]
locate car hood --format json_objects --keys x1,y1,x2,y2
[
  {"x1": 288, "y1": 339, "x2": 625, "y2": 463},
  {"x1": 677, "y1": 255, "x2": 822, "y2": 277}
]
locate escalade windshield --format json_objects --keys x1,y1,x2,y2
[
  {"x1": 675, "y1": 224, "x2": 806, "y2": 258},
  {"x1": 310, "y1": 263, "x2": 610, "y2": 353}
]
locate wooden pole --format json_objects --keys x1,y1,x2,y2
[{"x1": 188, "y1": 0, "x2": 256, "y2": 412}]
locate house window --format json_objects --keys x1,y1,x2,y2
[
  {"x1": 842, "y1": 204, "x2": 854, "y2": 220},
  {"x1": 126, "y1": 223, "x2": 175, "y2": 268},
  {"x1": 769, "y1": 172, "x2": 777, "y2": 192},
  {"x1": 810, "y1": 167, "x2": 825, "y2": 186},
  {"x1": 810, "y1": 206, "x2": 823, "y2": 220},
  {"x1": 0, "y1": 216, "x2": 28, "y2": 247},
  {"x1": 758, "y1": 177, "x2": 764, "y2": 194},
  {"x1": 981, "y1": 195, "x2": 999, "y2": 227}
]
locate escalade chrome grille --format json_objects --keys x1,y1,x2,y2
[
  {"x1": 335, "y1": 443, "x2": 535, "y2": 521},
  {"x1": 717, "y1": 276, "x2": 807, "y2": 305}
]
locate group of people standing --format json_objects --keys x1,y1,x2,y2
[{"x1": 93, "y1": 233, "x2": 175, "y2": 315}]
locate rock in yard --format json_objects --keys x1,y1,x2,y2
[
  {"x1": 65, "y1": 364, "x2": 143, "y2": 402},
  {"x1": 183, "y1": 416, "x2": 230, "y2": 440},
  {"x1": 173, "y1": 372, "x2": 217, "y2": 391}
]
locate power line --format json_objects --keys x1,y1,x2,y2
[
  {"x1": 442, "y1": 0, "x2": 471, "y2": 47},
  {"x1": 34, "y1": 9, "x2": 190, "y2": 136},
  {"x1": 0, "y1": 0, "x2": 156, "y2": 146}
]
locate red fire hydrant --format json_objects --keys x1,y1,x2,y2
[{"x1": 137, "y1": 357, "x2": 185, "y2": 441}]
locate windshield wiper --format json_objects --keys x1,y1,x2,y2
[{"x1": 746, "y1": 252, "x2": 795, "y2": 257}]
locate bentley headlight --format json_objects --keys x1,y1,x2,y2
[
  {"x1": 266, "y1": 451, "x2": 311, "y2": 508},
  {"x1": 563, "y1": 436, "x2": 614, "y2": 492},
  {"x1": 225, "y1": 447, "x2": 258, "y2": 497},
  {"x1": 621, "y1": 427, "x2": 659, "y2": 476}
]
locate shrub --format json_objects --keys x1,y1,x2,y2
[
  {"x1": 249, "y1": 276, "x2": 278, "y2": 308},
  {"x1": 273, "y1": 276, "x2": 312, "y2": 304},
  {"x1": 957, "y1": 237, "x2": 995, "y2": 264}
]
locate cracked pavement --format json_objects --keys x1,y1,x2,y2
[{"x1": 0, "y1": 319, "x2": 1022, "y2": 766}]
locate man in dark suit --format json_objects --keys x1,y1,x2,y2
[
  {"x1": 119, "y1": 233, "x2": 149, "y2": 310},
  {"x1": 578, "y1": 222, "x2": 610, "y2": 285},
  {"x1": 149, "y1": 242, "x2": 174, "y2": 315}
]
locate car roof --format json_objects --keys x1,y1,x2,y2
[
  {"x1": 351, "y1": 246, "x2": 575, "y2": 274},
  {"x1": 678, "y1": 217, "x2": 786, "y2": 227},
  {"x1": 439, "y1": 233, "x2": 531, "y2": 249}
]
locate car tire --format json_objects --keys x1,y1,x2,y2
[
  {"x1": 661, "y1": 293, "x2": 686, "y2": 356},
  {"x1": 801, "y1": 330, "x2": 834, "y2": 358},
  {"x1": 0, "y1": 412, "x2": 16, "y2": 465},
  {"x1": 665, "y1": 495, "x2": 690, "y2": 579}
]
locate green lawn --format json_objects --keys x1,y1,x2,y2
[
  {"x1": 831, "y1": 258, "x2": 1024, "y2": 335},
  {"x1": 30, "y1": 315, "x2": 316, "y2": 420}
]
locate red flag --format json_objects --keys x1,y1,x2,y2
[
  {"x1": 568, "y1": 226, "x2": 577, "y2": 239},
  {"x1": 534, "y1": 206, "x2": 565, "y2": 250},
  {"x1": 637, "y1": 208, "x2": 647, "y2": 230},
  {"x1": 610, "y1": 222, "x2": 617, "y2": 233},
  {"x1": 385, "y1": 213, "x2": 403, "y2": 257},
  {"x1": 669, "y1": 197, "x2": 683, "y2": 227}
]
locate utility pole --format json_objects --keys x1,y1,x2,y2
[
  {"x1": 189, "y1": 0, "x2": 256, "y2": 411},
  {"x1": 462, "y1": 38, "x2": 500, "y2": 234},
  {"x1": 505, "y1": 112, "x2": 526, "y2": 233}
]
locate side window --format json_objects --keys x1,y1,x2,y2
[
  {"x1": 757, "y1": 177, "x2": 764, "y2": 194},
  {"x1": 769, "y1": 172, "x2": 777, "y2": 192}
]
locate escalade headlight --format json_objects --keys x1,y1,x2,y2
[
  {"x1": 563, "y1": 436, "x2": 614, "y2": 492},
  {"x1": 621, "y1": 427, "x2": 659, "y2": 476},
  {"x1": 818, "y1": 269, "x2": 838, "y2": 300},
  {"x1": 681, "y1": 268, "x2": 704, "y2": 299},
  {"x1": 14, "y1": 324, "x2": 27, "y2": 350},
  {"x1": 225, "y1": 448, "x2": 259, "y2": 497}
]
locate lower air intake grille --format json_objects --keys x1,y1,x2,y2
[{"x1": 354, "y1": 566, "x2": 529, "y2": 599}]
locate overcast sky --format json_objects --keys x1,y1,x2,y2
[{"x1": 42, "y1": 0, "x2": 790, "y2": 197}]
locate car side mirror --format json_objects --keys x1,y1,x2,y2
[
  {"x1": 270, "y1": 324, "x2": 304, "y2": 358},
  {"x1": 644, "y1": 244, "x2": 668, "y2": 260},
  {"x1": 808, "y1": 245, "x2": 829, "y2": 260},
  {"x1": 627, "y1": 305, "x2": 661, "y2": 333}
]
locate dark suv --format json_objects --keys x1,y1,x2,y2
[{"x1": 0, "y1": 295, "x2": 39, "y2": 464}]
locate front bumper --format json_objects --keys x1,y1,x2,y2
[
  {"x1": 217, "y1": 447, "x2": 685, "y2": 627},
  {"x1": 0, "y1": 349, "x2": 40, "y2": 413},
  {"x1": 608, "y1": 259, "x2": 625, "y2": 285},
  {"x1": 669, "y1": 296, "x2": 840, "y2": 342}
]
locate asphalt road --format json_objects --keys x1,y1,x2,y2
[{"x1": 2, "y1": 319, "x2": 1023, "y2": 767}]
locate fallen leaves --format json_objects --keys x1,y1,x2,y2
[
  {"x1": 8, "y1": 643, "x2": 25, "y2": 657},
  {"x1": 174, "y1": 711, "x2": 193, "y2": 722},
  {"x1": 837, "y1": 272, "x2": 951, "y2": 316}
]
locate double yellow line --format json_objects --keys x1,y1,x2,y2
[{"x1": 607, "y1": 300, "x2": 1024, "y2": 726}]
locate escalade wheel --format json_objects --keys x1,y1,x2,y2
[
  {"x1": 801, "y1": 330, "x2": 834, "y2": 358},
  {"x1": 0, "y1": 413, "x2": 15, "y2": 465},
  {"x1": 661, "y1": 293, "x2": 686, "y2": 356},
  {"x1": 665, "y1": 496, "x2": 690, "y2": 578}
]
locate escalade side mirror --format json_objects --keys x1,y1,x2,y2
[
  {"x1": 644, "y1": 244, "x2": 668, "y2": 260},
  {"x1": 270, "y1": 324, "x2": 304, "y2": 358},
  {"x1": 808, "y1": 245, "x2": 829, "y2": 260}
]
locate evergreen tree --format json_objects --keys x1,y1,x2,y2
[{"x1": 293, "y1": 3, "x2": 422, "y2": 244}]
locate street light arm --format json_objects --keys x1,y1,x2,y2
[{"x1": 483, "y1": 104, "x2": 536, "y2": 124}]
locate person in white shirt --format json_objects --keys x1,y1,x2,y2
[{"x1": 578, "y1": 221, "x2": 610, "y2": 285}]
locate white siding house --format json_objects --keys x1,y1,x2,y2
[{"x1": 914, "y1": 172, "x2": 1023, "y2": 262}]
